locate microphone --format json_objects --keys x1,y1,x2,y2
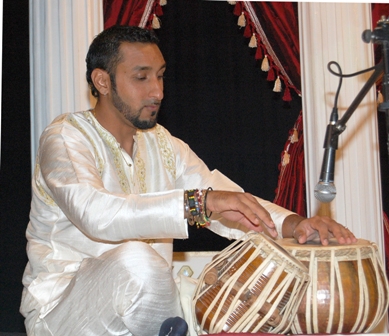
[
  {"x1": 314, "y1": 109, "x2": 339, "y2": 203},
  {"x1": 314, "y1": 148, "x2": 337, "y2": 203}
]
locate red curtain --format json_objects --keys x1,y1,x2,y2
[
  {"x1": 233, "y1": 2, "x2": 301, "y2": 97},
  {"x1": 103, "y1": 1, "x2": 301, "y2": 97},
  {"x1": 230, "y1": 2, "x2": 305, "y2": 216},
  {"x1": 273, "y1": 111, "x2": 306, "y2": 217},
  {"x1": 103, "y1": 0, "x2": 163, "y2": 29}
]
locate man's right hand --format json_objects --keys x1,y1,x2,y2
[{"x1": 206, "y1": 190, "x2": 278, "y2": 238}]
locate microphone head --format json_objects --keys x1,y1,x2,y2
[
  {"x1": 362, "y1": 29, "x2": 372, "y2": 43},
  {"x1": 314, "y1": 181, "x2": 336, "y2": 203}
]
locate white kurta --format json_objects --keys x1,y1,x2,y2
[{"x1": 20, "y1": 110, "x2": 294, "y2": 334}]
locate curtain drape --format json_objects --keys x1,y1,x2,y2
[
  {"x1": 103, "y1": 0, "x2": 162, "y2": 29},
  {"x1": 230, "y1": 2, "x2": 305, "y2": 216},
  {"x1": 232, "y1": 2, "x2": 301, "y2": 99},
  {"x1": 273, "y1": 112, "x2": 306, "y2": 217}
]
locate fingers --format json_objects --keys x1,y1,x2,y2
[
  {"x1": 207, "y1": 191, "x2": 278, "y2": 237},
  {"x1": 329, "y1": 222, "x2": 358, "y2": 245},
  {"x1": 293, "y1": 216, "x2": 357, "y2": 245},
  {"x1": 238, "y1": 193, "x2": 275, "y2": 229},
  {"x1": 292, "y1": 226, "x2": 309, "y2": 245}
]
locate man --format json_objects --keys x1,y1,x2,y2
[{"x1": 20, "y1": 25, "x2": 356, "y2": 336}]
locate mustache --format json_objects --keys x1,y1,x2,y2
[{"x1": 145, "y1": 100, "x2": 161, "y2": 106}]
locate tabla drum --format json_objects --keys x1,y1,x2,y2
[
  {"x1": 192, "y1": 232, "x2": 310, "y2": 334},
  {"x1": 278, "y1": 238, "x2": 389, "y2": 334}
]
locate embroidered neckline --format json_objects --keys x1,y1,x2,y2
[
  {"x1": 86, "y1": 112, "x2": 132, "y2": 194},
  {"x1": 69, "y1": 112, "x2": 104, "y2": 177},
  {"x1": 81, "y1": 111, "x2": 175, "y2": 194}
]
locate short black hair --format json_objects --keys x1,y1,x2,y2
[{"x1": 86, "y1": 26, "x2": 159, "y2": 97}]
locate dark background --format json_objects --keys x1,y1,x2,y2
[
  {"x1": 1, "y1": 1, "x2": 387, "y2": 333},
  {"x1": 1, "y1": 0, "x2": 31, "y2": 333},
  {"x1": 155, "y1": 2, "x2": 302, "y2": 252}
]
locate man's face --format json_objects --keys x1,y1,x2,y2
[{"x1": 111, "y1": 42, "x2": 166, "y2": 130}]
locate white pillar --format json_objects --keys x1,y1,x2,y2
[
  {"x1": 299, "y1": 4, "x2": 386, "y2": 331},
  {"x1": 300, "y1": 2, "x2": 383, "y2": 245},
  {"x1": 29, "y1": 0, "x2": 103, "y2": 170}
]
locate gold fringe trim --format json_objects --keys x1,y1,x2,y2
[
  {"x1": 249, "y1": 34, "x2": 257, "y2": 48},
  {"x1": 238, "y1": 12, "x2": 246, "y2": 27},
  {"x1": 290, "y1": 128, "x2": 298, "y2": 143},
  {"x1": 377, "y1": 90, "x2": 384, "y2": 105},
  {"x1": 261, "y1": 55, "x2": 270, "y2": 72},
  {"x1": 160, "y1": 0, "x2": 167, "y2": 5},
  {"x1": 273, "y1": 76, "x2": 282, "y2": 92},
  {"x1": 282, "y1": 151, "x2": 290, "y2": 166},
  {"x1": 228, "y1": 1, "x2": 237, "y2": 4},
  {"x1": 152, "y1": 14, "x2": 161, "y2": 29}
]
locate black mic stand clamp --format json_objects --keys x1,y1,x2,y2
[
  {"x1": 362, "y1": 15, "x2": 389, "y2": 112},
  {"x1": 362, "y1": 15, "x2": 389, "y2": 157}
]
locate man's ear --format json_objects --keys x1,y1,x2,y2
[{"x1": 91, "y1": 68, "x2": 110, "y2": 96}]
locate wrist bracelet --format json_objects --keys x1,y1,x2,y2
[{"x1": 184, "y1": 188, "x2": 212, "y2": 229}]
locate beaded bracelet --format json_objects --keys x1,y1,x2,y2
[{"x1": 184, "y1": 188, "x2": 212, "y2": 229}]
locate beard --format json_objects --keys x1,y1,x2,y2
[{"x1": 111, "y1": 84, "x2": 159, "y2": 130}]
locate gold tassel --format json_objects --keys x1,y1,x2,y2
[
  {"x1": 290, "y1": 128, "x2": 298, "y2": 143},
  {"x1": 159, "y1": 0, "x2": 167, "y2": 5},
  {"x1": 377, "y1": 90, "x2": 384, "y2": 105},
  {"x1": 237, "y1": 12, "x2": 246, "y2": 27},
  {"x1": 249, "y1": 34, "x2": 257, "y2": 48},
  {"x1": 261, "y1": 55, "x2": 270, "y2": 72},
  {"x1": 273, "y1": 76, "x2": 282, "y2": 92},
  {"x1": 152, "y1": 14, "x2": 161, "y2": 29},
  {"x1": 282, "y1": 151, "x2": 290, "y2": 166},
  {"x1": 228, "y1": 1, "x2": 237, "y2": 4}
]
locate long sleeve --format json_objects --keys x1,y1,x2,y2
[{"x1": 34, "y1": 114, "x2": 188, "y2": 242}]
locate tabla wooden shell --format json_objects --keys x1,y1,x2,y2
[
  {"x1": 192, "y1": 232, "x2": 310, "y2": 334},
  {"x1": 278, "y1": 238, "x2": 389, "y2": 334}
]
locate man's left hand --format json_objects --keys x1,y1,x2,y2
[{"x1": 283, "y1": 214, "x2": 358, "y2": 246}]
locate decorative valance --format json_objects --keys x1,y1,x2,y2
[
  {"x1": 228, "y1": 2, "x2": 305, "y2": 215},
  {"x1": 230, "y1": 2, "x2": 301, "y2": 101},
  {"x1": 103, "y1": 0, "x2": 164, "y2": 29},
  {"x1": 226, "y1": 2, "x2": 305, "y2": 216},
  {"x1": 103, "y1": 1, "x2": 301, "y2": 101}
]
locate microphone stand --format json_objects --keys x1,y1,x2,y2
[
  {"x1": 332, "y1": 61, "x2": 384, "y2": 139},
  {"x1": 326, "y1": 15, "x2": 389, "y2": 163},
  {"x1": 315, "y1": 16, "x2": 388, "y2": 203}
]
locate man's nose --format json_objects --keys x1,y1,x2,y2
[{"x1": 149, "y1": 77, "x2": 164, "y2": 100}]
